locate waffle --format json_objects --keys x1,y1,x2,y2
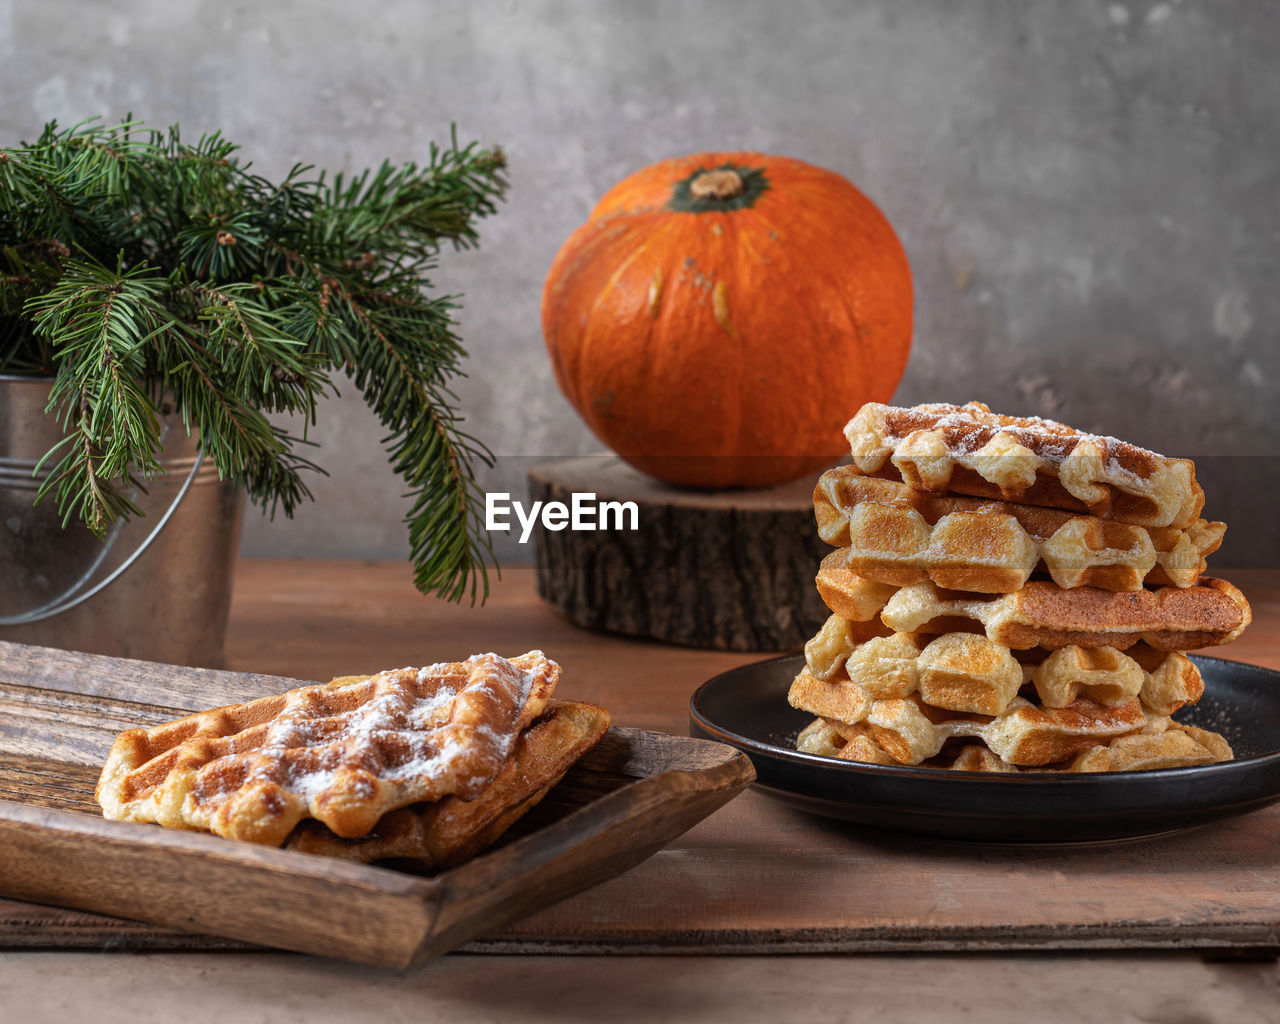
[
  {"x1": 792, "y1": 625, "x2": 1204, "y2": 721},
  {"x1": 828, "y1": 692, "x2": 1146, "y2": 766},
  {"x1": 880, "y1": 574, "x2": 1251, "y2": 651},
  {"x1": 815, "y1": 550, "x2": 1251, "y2": 651},
  {"x1": 813, "y1": 466, "x2": 1225, "y2": 591},
  {"x1": 843, "y1": 401, "x2": 1204, "y2": 529},
  {"x1": 814, "y1": 549, "x2": 899, "y2": 624},
  {"x1": 797, "y1": 715, "x2": 1232, "y2": 773},
  {"x1": 1031, "y1": 644, "x2": 1203, "y2": 715},
  {"x1": 946, "y1": 744, "x2": 1021, "y2": 773},
  {"x1": 285, "y1": 700, "x2": 611, "y2": 866},
  {"x1": 96, "y1": 652, "x2": 559, "y2": 846},
  {"x1": 793, "y1": 630, "x2": 1023, "y2": 718},
  {"x1": 798, "y1": 718, "x2": 1023, "y2": 770},
  {"x1": 805, "y1": 614, "x2": 907, "y2": 683},
  {"x1": 801, "y1": 609, "x2": 895, "y2": 680},
  {"x1": 1067, "y1": 720, "x2": 1232, "y2": 772},
  {"x1": 797, "y1": 717, "x2": 899, "y2": 765}
]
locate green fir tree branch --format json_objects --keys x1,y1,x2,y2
[{"x1": 1, "y1": 117, "x2": 507, "y2": 602}]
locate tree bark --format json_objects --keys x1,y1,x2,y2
[{"x1": 528, "y1": 456, "x2": 831, "y2": 651}]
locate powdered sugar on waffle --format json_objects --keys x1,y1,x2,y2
[
  {"x1": 891, "y1": 404, "x2": 1154, "y2": 464},
  {"x1": 245, "y1": 653, "x2": 543, "y2": 801},
  {"x1": 92, "y1": 650, "x2": 564, "y2": 844},
  {"x1": 843, "y1": 401, "x2": 1204, "y2": 529}
]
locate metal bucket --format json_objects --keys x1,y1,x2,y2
[{"x1": 0, "y1": 375, "x2": 243, "y2": 667}]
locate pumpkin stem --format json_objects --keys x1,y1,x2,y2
[
  {"x1": 667, "y1": 164, "x2": 768, "y2": 213},
  {"x1": 689, "y1": 169, "x2": 745, "y2": 201}
]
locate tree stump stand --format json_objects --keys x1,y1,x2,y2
[{"x1": 528, "y1": 456, "x2": 831, "y2": 651}]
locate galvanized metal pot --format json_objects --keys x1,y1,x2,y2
[{"x1": 0, "y1": 375, "x2": 244, "y2": 667}]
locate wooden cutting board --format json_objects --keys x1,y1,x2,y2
[{"x1": 0, "y1": 641, "x2": 755, "y2": 967}]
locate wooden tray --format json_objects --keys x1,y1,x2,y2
[{"x1": 0, "y1": 641, "x2": 755, "y2": 968}]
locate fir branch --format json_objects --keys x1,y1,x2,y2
[
  {"x1": 163, "y1": 349, "x2": 320, "y2": 521},
  {"x1": 310, "y1": 132, "x2": 508, "y2": 268},
  {"x1": 187, "y1": 280, "x2": 327, "y2": 417},
  {"x1": 326, "y1": 278, "x2": 495, "y2": 602},
  {"x1": 24, "y1": 257, "x2": 172, "y2": 532},
  {"x1": 1, "y1": 117, "x2": 507, "y2": 602}
]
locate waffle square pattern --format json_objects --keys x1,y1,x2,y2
[
  {"x1": 814, "y1": 466, "x2": 1225, "y2": 592},
  {"x1": 844, "y1": 401, "x2": 1205, "y2": 529},
  {"x1": 97, "y1": 651, "x2": 559, "y2": 846},
  {"x1": 786, "y1": 400, "x2": 1248, "y2": 774}
]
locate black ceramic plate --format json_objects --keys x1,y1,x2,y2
[{"x1": 689, "y1": 654, "x2": 1280, "y2": 842}]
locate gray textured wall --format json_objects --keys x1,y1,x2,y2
[{"x1": 3, "y1": 0, "x2": 1276, "y2": 566}]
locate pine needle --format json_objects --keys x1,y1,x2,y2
[{"x1": 1, "y1": 117, "x2": 508, "y2": 603}]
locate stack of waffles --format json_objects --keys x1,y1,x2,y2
[
  {"x1": 97, "y1": 651, "x2": 611, "y2": 865},
  {"x1": 789, "y1": 402, "x2": 1251, "y2": 773}
]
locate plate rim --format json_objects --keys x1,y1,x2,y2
[{"x1": 689, "y1": 652, "x2": 1280, "y2": 785}]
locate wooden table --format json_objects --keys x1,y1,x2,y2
[{"x1": 2, "y1": 561, "x2": 1278, "y2": 1022}]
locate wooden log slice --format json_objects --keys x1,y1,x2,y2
[{"x1": 528, "y1": 456, "x2": 832, "y2": 651}]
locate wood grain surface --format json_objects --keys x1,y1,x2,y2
[
  {"x1": 2, "y1": 561, "x2": 1279, "y2": 956},
  {"x1": 0, "y1": 639, "x2": 754, "y2": 966}
]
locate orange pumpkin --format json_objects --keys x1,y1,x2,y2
[{"x1": 541, "y1": 152, "x2": 913, "y2": 489}]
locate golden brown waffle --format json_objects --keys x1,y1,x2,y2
[
  {"x1": 1030, "y1": 644, "x2": 1203, "y2": 716},
  {"x1": 96, "y1": 652, "x2": 559, "y2": 846},
  {"x1": 813, "y1": 466, "x2": 1225, "y2": 591},
  {"x1": 946, "y1": 744, "x2": 1021, "y2": 773},
  {"x1": 798, "y1": 719, "x2": 1022, "y2": 770},
  {"x1": 797, "y1": 717, "x2": 899, "y2": 765},
  {"x1": 1067, "y1": 720, "x2": 1232, "y2": 772},
  {"x1": 817, "y1": 692, "x2": 1146, "y2": 766},
  {"x1": 792, "y1": 624, "x2": 1204, "y2": 722},
  {"x1": 815, "y1": 550, "x2": 1251, "y2": 651},
  {"x1": 843, "y1": 401, "x2": 1205, "y2": 529},
  {"x1": 804, "y1": 615, "x2": 909, "y2": 684},
  {"x1": 285, "y1": 700, "x2": 611, "y2": 866},
  {"x1": 793, "y1": 630, "x2": 1023, "y2": 718},
  {"x1": 879, "y1": 574, "x2": 1251, "y2": 651},
  {"x1": 797, "y1": 715, "x2": 1231, "y2": 773},
  {"x1": 815, "y1": 549, "x2": 899, "y2": 623}
]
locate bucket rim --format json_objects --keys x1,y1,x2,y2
[{"x1": 0, "y1": 373, "x2": 55, "y2": 384}]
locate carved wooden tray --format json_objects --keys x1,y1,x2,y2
[{"x1": 0, "y1": 641, "x2": 754, "y2": 967}]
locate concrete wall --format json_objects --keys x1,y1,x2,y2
[{"x1": 3, "y1": 0, "x2": 1276, "y2": 567}]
